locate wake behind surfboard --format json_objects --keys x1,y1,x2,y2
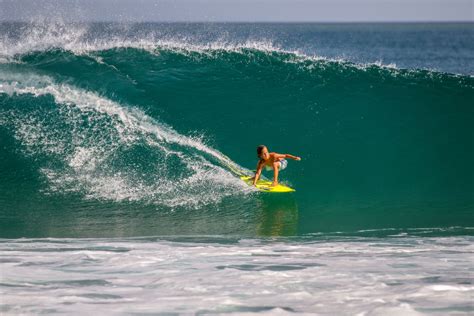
[{"x1": 240, "y1": 176, "x2": 295, "y2": 193}]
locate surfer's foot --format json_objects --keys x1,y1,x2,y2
[{"x1": 271, "y1": 182, "x2": 278, "y2": 187}]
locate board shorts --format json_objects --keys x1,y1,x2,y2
[{"x1": 265, "y1": 159, "x2": 288, "y2": 171}]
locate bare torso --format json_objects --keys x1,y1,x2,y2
[{"x1": 259, "y1": 152, "x2": 283, "y2": 168}]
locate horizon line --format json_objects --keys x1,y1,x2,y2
[{"x1": 1, "y1": 20, "x2": 473, "y2": 24}]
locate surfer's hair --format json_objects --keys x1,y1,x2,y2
[{"x1": 257, "y1": 145, "x2": 266, "y2": 157}]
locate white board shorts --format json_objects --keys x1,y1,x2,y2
[{"x1": 265, "y1": 159, "x2": 288, "y2": 171}]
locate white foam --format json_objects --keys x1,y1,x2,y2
[
  {"x1": 1, "y1": 236, "x2": 473, "y2": 314},
  {"x1": 429, "y1": 285, "x2": 474, "y2": 292}
]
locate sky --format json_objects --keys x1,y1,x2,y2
[{"x1": 0, "y1": 0, "x2": 473, "y2": 22}]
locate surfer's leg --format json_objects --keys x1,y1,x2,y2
[{"x1": 272, "y1": 162, "x2": 280, "y2": 186}]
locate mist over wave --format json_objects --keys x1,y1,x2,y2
[{"x1": 2, "y1": 21, "x2": 473, "y2": 74}]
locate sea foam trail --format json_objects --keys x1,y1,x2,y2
[{"x1": 0, "y1": 72, "x2": 252, "y2": 207}]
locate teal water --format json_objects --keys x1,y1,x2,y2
[{"x1": 0, "y1": 23, "x2": 473, "y2": 239}]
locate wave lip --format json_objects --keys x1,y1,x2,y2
[
  {"x1": 0, "y1": 21, "x2": 283, "y2": 58},
  {"x1": 2, "y1": 20, "x2": 459, "y2": 76}
]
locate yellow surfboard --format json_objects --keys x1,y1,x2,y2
[{"x1": 240, "y1": 176, "x2": 295, "y2": 193}]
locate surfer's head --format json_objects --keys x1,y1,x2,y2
[{"x1": 257, "y1": 145, "x2": 269, "y2": 160}]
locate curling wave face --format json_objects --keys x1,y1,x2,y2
[{"x1": 0, "y1": 22, "x2": 473, "y2": 238}]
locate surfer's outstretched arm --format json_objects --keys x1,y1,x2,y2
[
  {"x1": 273, "y1": 153, "x2": 301, "y2": 161},
  {"x1": 285, "y1": 154, "x2": 301, "y2": 161}
]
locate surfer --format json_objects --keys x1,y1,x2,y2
[{"x1": 252, "y1": 145, "x2": 301, "y2": 187}]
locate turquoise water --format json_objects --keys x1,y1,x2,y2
[
  {"x1": 1, "y1": 23, "x2": 472, "y2": 238},
  {"x1": 0, "y1": 22, "x2": 473, "y2": 314}
]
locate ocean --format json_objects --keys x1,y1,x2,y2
[{"x1": 0, "y1": 22, "x2": 473, "y2": 314}]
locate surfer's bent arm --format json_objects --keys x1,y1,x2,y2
[{"x1": 252, "y1": 161, "x2": 264, "y2": 186}]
